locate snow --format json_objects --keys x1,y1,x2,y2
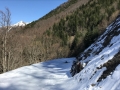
[
  {"x1": 13, "y1": 21, "x2": 28, "y2": 26},
  {"x1": 0, "y1": 57, "x2": 120, "y2": 90},
  {"x1": 0, "y1": 58, "x2": 76, "y2": 90},
  {"x1": 96, "y1": 65, "x2": 120, "y2": 90}
]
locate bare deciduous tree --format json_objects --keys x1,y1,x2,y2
[{"x1": 0, "y1": 7, "x2": 11, "y2": 72}]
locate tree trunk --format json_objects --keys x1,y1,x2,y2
[
  {"x1": 2, "y1": 37, "x2": 5, "y2": 73},
  {"x1": 2, "y1": 36, "x2": 7, "y2": 73}
]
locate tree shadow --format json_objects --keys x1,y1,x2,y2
[{"x1": 0, "y1": 58, "x2": 75, "y2": 90}]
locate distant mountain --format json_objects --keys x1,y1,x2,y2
[{"x1": 13, "y1": 21, "x2": 29, "y2": 27}]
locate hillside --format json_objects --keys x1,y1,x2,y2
[
  {"x1": 0, "y1": 15, "x2": 120, "y2": 89},
  {"x1": 69, "y1": 14, "x2": 120, "y2": 90},
  {"x1": 0, "y1": 0, "x2": 120, "y2": 73}
]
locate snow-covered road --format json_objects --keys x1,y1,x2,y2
[{"x1": 0, "y1": 58, "x2": 75, "y2": 90}]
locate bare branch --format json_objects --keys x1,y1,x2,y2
[
  {"x1": 0, "y1": 10, "x2": 6, "y2": 27},
  {"x1": 0, "y1": 7, "x2": 11, "y2": 30},
  {"x1": 5, "y1": 7, "x2": 11, "y2": 29}
]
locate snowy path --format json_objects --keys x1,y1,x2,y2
[{"x1": 0, "y1": 58, "x2": 75, "y2": 90}]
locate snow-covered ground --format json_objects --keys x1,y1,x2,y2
[
  {"x1": 0, "y1": 58, "x2": 77, "y2": 90},
  {"x1": 0, "y1": 57, "x2": 120, "y2": 90}
]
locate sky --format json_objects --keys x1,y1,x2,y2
[{"x1": 0, "y1": 0, "x2": 68, "y2": 25}]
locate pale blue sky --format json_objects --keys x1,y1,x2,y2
[{"x1": 0, "y1": 0, "x2": 68, "y2": 25}]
